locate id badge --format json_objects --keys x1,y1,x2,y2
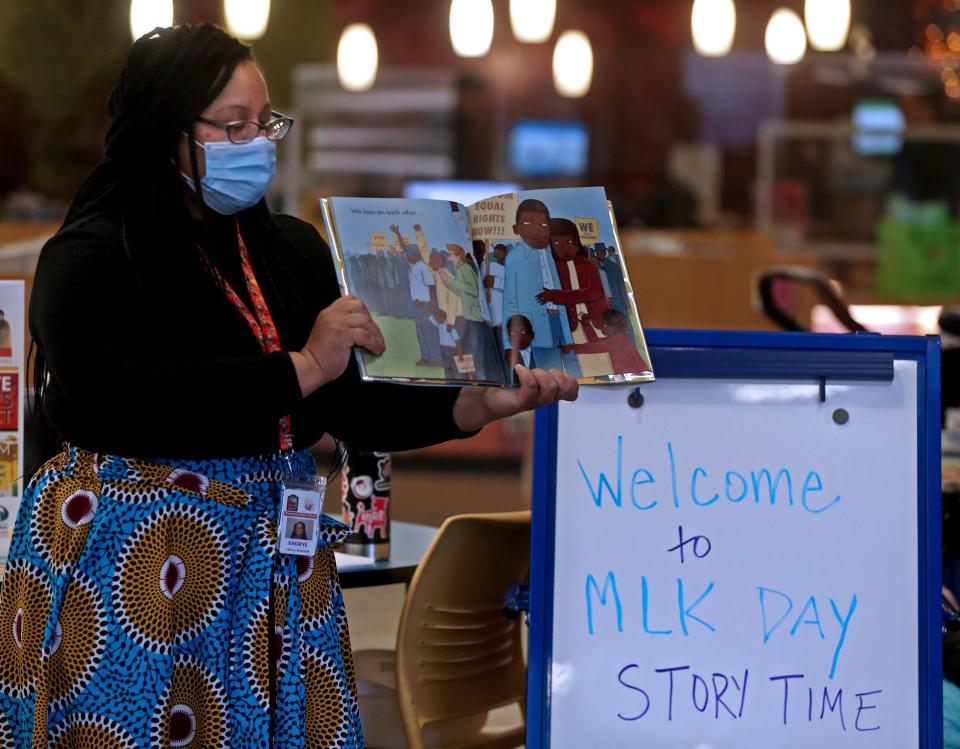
[{"x1": 278, "y1": 473, "x2": 326, "y2": 557}]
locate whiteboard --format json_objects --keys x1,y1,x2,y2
[{"x1": 547, "y1": 361, "x2": 920, "y2": 748}]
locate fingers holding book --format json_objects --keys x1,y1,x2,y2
[
  {"x1": 453, "y1": 364, "x2": 579, "y2": 432},
  {"x1": 294, "y1": 295, "x2": 386, "y2": 395},
  {"x1": 511, "y1": 364, "x2": 579, "y2": 412}
]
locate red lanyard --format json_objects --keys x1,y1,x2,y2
[{"x1": 197, "y1": 219, "x2": 294, "y2": 453}]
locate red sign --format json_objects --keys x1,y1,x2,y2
[{"x1": 0, "y1": 373, "x2": 18, "y2": 430}]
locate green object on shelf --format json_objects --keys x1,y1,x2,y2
[{"x1": 876, "y1": 199, "x2": 960, "y2": 299}]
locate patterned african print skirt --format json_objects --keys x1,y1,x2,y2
[{"x1": 0, "y1": 445, "x2": 364, "y2": 749}]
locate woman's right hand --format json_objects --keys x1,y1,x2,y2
[{"x1": 290, "y1": 295, "x2": 386, "y2": 397}]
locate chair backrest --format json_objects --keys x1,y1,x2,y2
[
  {"x1": 395, "y1": 511, "x2": 530, "y2": 749},
  {"x1": 755, "y1": 265, "x2": 867, "y2": 333}
]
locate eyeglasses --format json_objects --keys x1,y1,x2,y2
[{"x1": 195, "y1": 111, "x2": 294, "y2": 144}]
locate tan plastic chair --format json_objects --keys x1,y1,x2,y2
[{"x1": 355, "y1": 511, "x2": 530, "y2": 749}]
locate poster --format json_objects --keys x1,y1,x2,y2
[{"x1": 0, "y1": 281, "x2": 25, "y2": 580}]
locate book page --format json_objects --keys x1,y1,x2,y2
[
  {"x1": 465, "y1": 186, "x2": 654, "y2": 385},
  {"x1": 323, "y1": 196, "x2": 508, "y2": 386}
]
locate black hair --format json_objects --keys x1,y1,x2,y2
[
  {"x1": 548, "y1": 218, "x2": 587, "y2": 258},
  {"x1": 507, "y1": 314, "x2": 534, "y2": 337},
  {"x1": 514, "y1": 198, "x2": 550, "y2": 224},
  {"x1": 65, "y1": 24, "x2": 253, "y2": 228},
  {"x1": 29, "y1": 24, "x2": 310, "y2": 477},
  {"x1": 471, "y1": 239, "x2": 486, "y2": 264}
]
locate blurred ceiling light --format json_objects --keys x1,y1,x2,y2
[
  {"x1": 450, "y1": 0, "x2": 495, "y2": 57},
  {"x1": 765, "y1": 8, "x2": 807, "y2": 65},
  {"x1": 337, "y1": 23, "x2": 379, "y2": 92},
  {"x1": 552, "y1": 30, "x2": 593, "y2": 98},
  {"x1": 129, "y1": 0, "x2": 173, "y2": 41},
  {"x1": 804, "y1": 0, "x2": 849, "y2": 51},
  {"x1": 510, "y1": 0, "x2": 556, "y2": 43},
  {"x1": 691, "y1": 0, "x2": 736, "y2": 57},
  {"x1": 224, "y1": 0, "x2": 270, "y2": 40}
]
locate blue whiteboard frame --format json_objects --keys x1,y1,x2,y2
[{"x1": 528, "y1": 329, "x2": 942, "y2": 748}]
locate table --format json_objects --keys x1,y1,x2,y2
[{"x1": 333, "y1": 519, "x2": 437, "y2": 589}]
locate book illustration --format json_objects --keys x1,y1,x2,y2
[
  {"x1": 323, "y1": 198, "x2": 505, "y2": 384},
  {"x1": 322, "y1": 187, "x2": 653, "y2": 386}
]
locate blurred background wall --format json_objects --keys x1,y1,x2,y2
[{"x1": 2, "y1": 0, "x2": 956, "y2": 228}]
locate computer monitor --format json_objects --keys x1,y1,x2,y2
[
  {"x1": 507, "y1": 120, "x2": 589, "y2": 178},
  {"x1": 851, "y1": 99, "x2": 905, "y2": 156},
  {"x1": 403, "y1": 180, "x2": 521, "y2": 205}
]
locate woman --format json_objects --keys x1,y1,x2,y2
[
  {"x1": 535, "y1": 217, "x2": 610, "y2": 343},
  {"x1": 290, "y1": 521, "x2": 308, "y2": 540},
  {"x1": 0, "y1": 24, "x2": 577, "y2": 749}
]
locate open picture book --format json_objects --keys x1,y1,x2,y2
[{"x1": 320, "y1": 186, "x2": 654, "y2": 387}]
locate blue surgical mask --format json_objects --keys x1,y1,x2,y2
[{"x1": 182, "y1": 136, "x2": 277, "y2": 215}]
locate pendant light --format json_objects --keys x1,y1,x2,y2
[
  {"x1": 337, "y1": 23, "x2": 379, "y2": 92},
  {"x1": 765, "y1": 8, "x2": 807, "y2": 65},
  {"x1": 450, "y1": 0, "x2": 495, "y2": 58},
  {"x1": 129, "y1": 0, "x2": 174, "y2": 41},
  {"x1": 553, "y1": 30, "x2": 593, "y2": 98},
  {"x1": 510, "y1": 0, "x2": 556, "y2": 44},
  {"x1": 224, "y1": 0, "x2": 271, "y2": 41},
  {"x1": 691, "y1": 0, "x2": 736, "y2": 57},
  {"x1": 804, "y1": 0, "x2": 850, "y2": 52}
]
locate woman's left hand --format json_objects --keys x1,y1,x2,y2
[{"x1": 452, "y1": 365, "x2": 579, "y2": 432}]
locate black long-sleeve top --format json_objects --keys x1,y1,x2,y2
[{"x1": 30, "y1": 211, "x2": 474, "y2": 459}]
